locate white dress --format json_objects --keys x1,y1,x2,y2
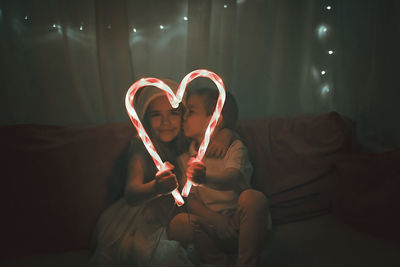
[{"x1": 89, "y1": 196, "x2": 194, "y2": 267}]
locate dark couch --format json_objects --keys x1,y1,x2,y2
[{"x1": 1, "y1": 112, "x2": 399, "y2": 267}]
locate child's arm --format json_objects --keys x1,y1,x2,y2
[
  {"x1": 188, "y1": 161, "x2": 248, "y2": 192},
  {"x1": 124, "y1": 154, "x2": 178, "y2": 206},
  {"x1": 206, "y1": 128, "x2": 235, "y2": 158}
]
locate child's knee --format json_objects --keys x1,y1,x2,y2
[
  {"x1": 238, "y1": 189, "x2": 268, "y2": 212},
  {"x1": 167, "y1": 213, "x2": 194, "y2": 247}
]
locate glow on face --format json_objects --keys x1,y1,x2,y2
[
  {"x1": 148, "y1": 96, "x2": 181, "y2": 143},
  {"x1": 183, "y1": 95, "x2": 211, "y2": 142}
]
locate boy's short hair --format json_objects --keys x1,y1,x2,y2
[{"x1": 187, "y1": 88, "x2": 239, "y2": 129}]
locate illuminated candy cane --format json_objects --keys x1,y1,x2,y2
[
  {"x1": 125, "y1": 78, "x2": 184, "y2": 206},
  {"x1": 125, "y1": 70, "x2": 226, "y2": 204},
  {"x1": 179, "y1": 70, "x2": 226, "y2": 197}
]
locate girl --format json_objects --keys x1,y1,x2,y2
[{"x1": 90, "y1": 79, "x2": 230, "y2": 267}]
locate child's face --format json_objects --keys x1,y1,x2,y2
[
  {"x1": 183, "y1": 95, "x2": 211, "y2": 142},
  {"x1": 147, "y1": 96, "x2": 182, "y2": 143}
]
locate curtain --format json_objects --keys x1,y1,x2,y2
[{"x1": 0, "y1": 0, "x2": 399, "y2": 146}]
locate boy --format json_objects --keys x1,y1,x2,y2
[{"x1": 168, "y1": 88, "x2": 270, "y2": 267}]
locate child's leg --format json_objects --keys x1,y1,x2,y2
[
  {"x1": 233, "y1": 189, "x2": 269, "y2": 267},
  {"x1": 168, "y1": 213, "x2": 231, "y2": 266},
  {"x1": 167, "y1": 213, "x2": 194, "y2": 248}
]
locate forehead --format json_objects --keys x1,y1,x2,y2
[
  {"x1": 148, "y1": 95, "x2": 173, "y2": 111},
  {"x1": 187, "y1": 95, "x2": 206, "y2": 109}
]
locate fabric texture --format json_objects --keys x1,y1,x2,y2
[
  {"x1": 0, "y1": 122, "x2": 136, "y2": 258},
  {"x1": 332, "y1": 149, "x2": 400, "y2": 240},
  {"x1": 236, "y1": 112, "x2": 356, "y2": 224},
  {"x1": 89, "y1": 198, "x2": 193, "y2": 267}
]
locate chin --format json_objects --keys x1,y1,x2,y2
[
  {"x1": 159, "y1": 137, "x2": 173, "y2": 143},
  {"x1": 159, "y1": 134, "x2": 177, "y2": 143}
]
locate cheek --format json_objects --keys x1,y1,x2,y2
[
  {"x1": 150, "y1": 117, "x2": 161, "y2": 130},
  {"x1": 172, "y1": 116, "x2": 182, "y2": 128}
]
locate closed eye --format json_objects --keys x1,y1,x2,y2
[
  {"x1": 150, "y1": 112, "x2": 160, "y2": 117},
  {"x1": 170, "y1": 109, "x2": 181, "y2": 116}
]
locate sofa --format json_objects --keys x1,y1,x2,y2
[{"x1": 1, "y1": 112, "x2": 399, "y2": 267}]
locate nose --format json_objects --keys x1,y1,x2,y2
[{"x1": 161, "y1": 114, "x2": 171, "y2": 126}]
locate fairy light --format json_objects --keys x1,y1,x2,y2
[
  {"x1": 125, "y1": 70, "x2": 226, "y2": 203},
  {"x1": 159, "y1": 25, "x2": 164, "y2": 29},
  {"x1": 321, "y1": 84, "x2": 330, "y2": 95},
  {"x1": 183, "y1": 16, "x2": 188, "y2": 21},
  {"x1": 314, "y1": 4, "x2": 335, "y2": 99}
]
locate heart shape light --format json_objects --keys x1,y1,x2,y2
[{"x1": 125, "y1": 69, "x2": 226, "y2": 206}]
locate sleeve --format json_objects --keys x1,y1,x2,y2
[{"x1": 224, "y1": 140, "x2": 253, "y2": 187}]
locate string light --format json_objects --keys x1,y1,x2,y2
[
  {"x1": 183, "y1": 16, "x2": 188, "y2": 21},
  {"x1": 224, "y1": 4, "x2": 228, "y2": 8},
  {"x1": 317, "y1": 24, "x2": 328, "y2": 39},
  {"x1": 321, "y1": 70, "x2": 326, "y2": 75},
  {"x1": 24, "y1": 16, "x2": 28, "y2": 21},
  {"x1": 321, "y1": 84, "x2": 330, "y2": 95},
  {"x1": 80, "y1": 25, "x2": 83, "y2": 31},
  {"x1": 133, "y1": 28, "x2": 137, "y2": 32},
  {"x1": 328, "y1": 50, "x2": 334, "y2": 55},
  {"x1": 326, "y1": 6, "x2": 332, "y2": 10},
  {"x1": 159, "y1": 25, "x2": 164, "y2": 29}
]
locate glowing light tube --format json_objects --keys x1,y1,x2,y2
[
  {"x1": 125, "y1": 78, "x2": 184, "y2": 206},
  {"x1": 180, "y1": 70, "x2": 226, "y2": 197},
  {"x1": 125, "y1": 70, "x2": 226, "y2": 203}
]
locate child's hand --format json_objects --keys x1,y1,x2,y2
[
  {"x1": 206, "y1": 141, "x2": 228, "y2": 158},
  {"x1": 154, "y1": 162, "x2": 178, "y2": 195},
  {"x1": 206, "y1": 128, "x2": 234, "y2": 158},
  {"x1": 186, "y1": 159, "x2": 206, "y2": 185}
]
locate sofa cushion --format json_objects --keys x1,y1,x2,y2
[
  {"x1": 332, "y1": 149, "x2": 400, "y2": 240},
  {"x1": 0, "y1": 123, "x2": 136, "y2": 258},
  {"x1": 0, "y1": 250, "x2": 90, "y2": 267},
  {"x1": 262, "y1": 214, "x2": 400, "y2": 267},
  {"x1": 236, "y1": 112, "x2": 355, "y2": 223}
]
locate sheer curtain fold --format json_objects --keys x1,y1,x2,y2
[
  {"x1": 1, "y1": 0, "x2": 399, "y2": 146},
  {"x1": 95, "y1": 0, "x2": 134, "y2": 123}
]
